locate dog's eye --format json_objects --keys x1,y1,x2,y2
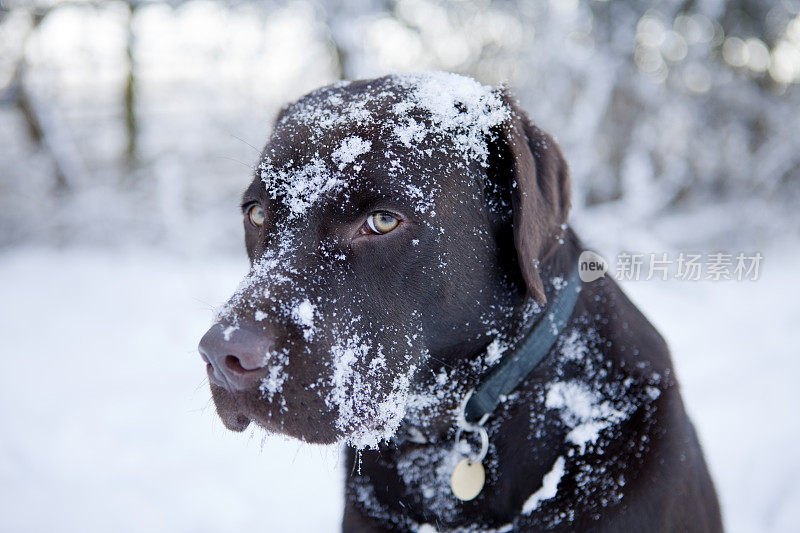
[
  {"x1": 366, "y1": 212, "x2": 400, "y2": 234},
  {"x1": 247, "y1": 204, "x2": 265, "y2": 227}
]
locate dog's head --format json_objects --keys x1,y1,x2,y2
[{"x1": 198, "y1": 73, "x2": 570, "y2": 448}]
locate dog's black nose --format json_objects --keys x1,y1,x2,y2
[{"x1": 198, "y1": 323, "x2": 273, "y2": 391}]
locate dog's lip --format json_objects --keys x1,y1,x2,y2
[
  {"x1": 227, "y1": 403, "x2": 282, "y2": 435},
  {"x1": 208, "y1": 381, "x2": 253, "y2": 431},
  {"x1": 223, "y1": 412, "x2": 252, "y2": 432}
]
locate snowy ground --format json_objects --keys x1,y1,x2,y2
[{"x1": 0, "y1": 240, "x2": 798, "y2": 532}]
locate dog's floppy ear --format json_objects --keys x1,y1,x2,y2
[{"x1": 492, "y1": 89, "x2": 571, "y2": 304}]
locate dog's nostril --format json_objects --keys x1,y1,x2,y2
[{"x1": 224, "y1": 355, "x2": 249, "y2": 375}]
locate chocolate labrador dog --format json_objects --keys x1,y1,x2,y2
[{"x1": 198, "y1": 72, "x2": 722, "y2": 532}]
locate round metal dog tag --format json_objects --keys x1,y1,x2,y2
[{"x1": 451, "y1": 458, "x2": 485, "y2": 501}]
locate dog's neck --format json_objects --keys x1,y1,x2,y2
[
  {"x1": 344, "y1": 230, "x2": 671, "y2": 531},
  {"x1": 396, "y1": 229, "x2": 581, "y2": 444}
]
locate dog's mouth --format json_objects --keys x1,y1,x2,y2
[
  {"x1": 206, "y1": 366, "x2": 346, "y2": 443},
  {"x1": 205, "y1": 366, "x2": 283, "y2": 434},
  {"x1": 207, "y1": 379, "x2": 253, "y2": 432}
]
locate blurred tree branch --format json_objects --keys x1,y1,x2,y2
[
  {"x1": 0, "y1": 7, "x2": 84, "y2": 192},
  {"x1": 124, "y1": 0, "x2": 139, "y2": 170}
]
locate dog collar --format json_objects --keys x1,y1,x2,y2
[
  {"x1": 464, "y1": 264, "x2": 583, "y2": 424},
  {"x1": 449, "y1": 265, "x2": 582, "y2": 501}
]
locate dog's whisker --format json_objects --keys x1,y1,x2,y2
[
  {"x1": 229, "y1": 133, "x2": 261, "y2": 154},
  {"x1": 191, "y1": 296, "x2": 219, "y2": 312},
  {"x1": 192, "y1": 396, "x2": 215, "y2": 415},
  {"x1": 193, "y1": 377, "x2": 209, "y2": 393},
  {"x1": 216, "y1": 155, "x2": 255, "y2": 170},
  {"x1": 423, "y1": 354, "x2": 456, "y2": 370},
  {"x1": 291, "y1": 442, "x2": 303, "y2": 465}
]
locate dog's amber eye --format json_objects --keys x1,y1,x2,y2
[
  {"x1": 366, "y1": 212, "x2": 399, "y2": 234},
  {"x1": 247, "y1": 204, "x2": 265, "y2": 227}
]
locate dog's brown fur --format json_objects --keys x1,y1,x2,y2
[{"x1": 199, "y1": 74, "x2": 722, "y2": 532}]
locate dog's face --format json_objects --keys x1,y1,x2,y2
[{"x1": 199, "y1": 73, "x2": 570, "y2": 448}]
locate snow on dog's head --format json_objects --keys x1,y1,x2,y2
[{"x1": 204, "y1": 73, "x2": 520, "y2": 448}]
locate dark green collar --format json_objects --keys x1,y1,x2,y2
[{"x1": 464, "y1": 265, "x2": 582, "y2": 424}]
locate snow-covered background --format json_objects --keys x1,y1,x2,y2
[{"x1": 1, "y1": 0, "x2": 799, "y2": 531}]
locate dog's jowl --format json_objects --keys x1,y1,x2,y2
[{"x1": 198, "y1": 72, "x2": 722, "y2": 532}]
